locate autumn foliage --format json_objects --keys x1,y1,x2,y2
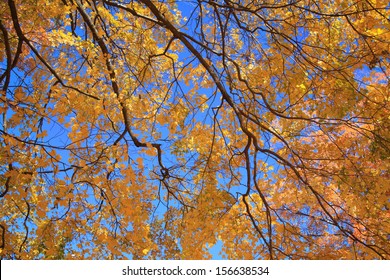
[{"x1": 0, "y1": 0, "x2": 389, "y2": 259}]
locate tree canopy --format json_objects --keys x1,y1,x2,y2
[{"x1": 0, "y1": 0, "x2": 389, "y2": 259}]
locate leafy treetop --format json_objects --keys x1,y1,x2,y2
[{"x1": 0, "y1": 0, "x2": 389, "y2": 259}]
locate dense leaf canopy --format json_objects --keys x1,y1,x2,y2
[{"x1": 0, "y1": 0, "x2": 389, "y2": 259}]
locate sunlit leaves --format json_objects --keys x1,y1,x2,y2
[{"x1": 0, "y1": 0, "x2": 389, "y2": 260}]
